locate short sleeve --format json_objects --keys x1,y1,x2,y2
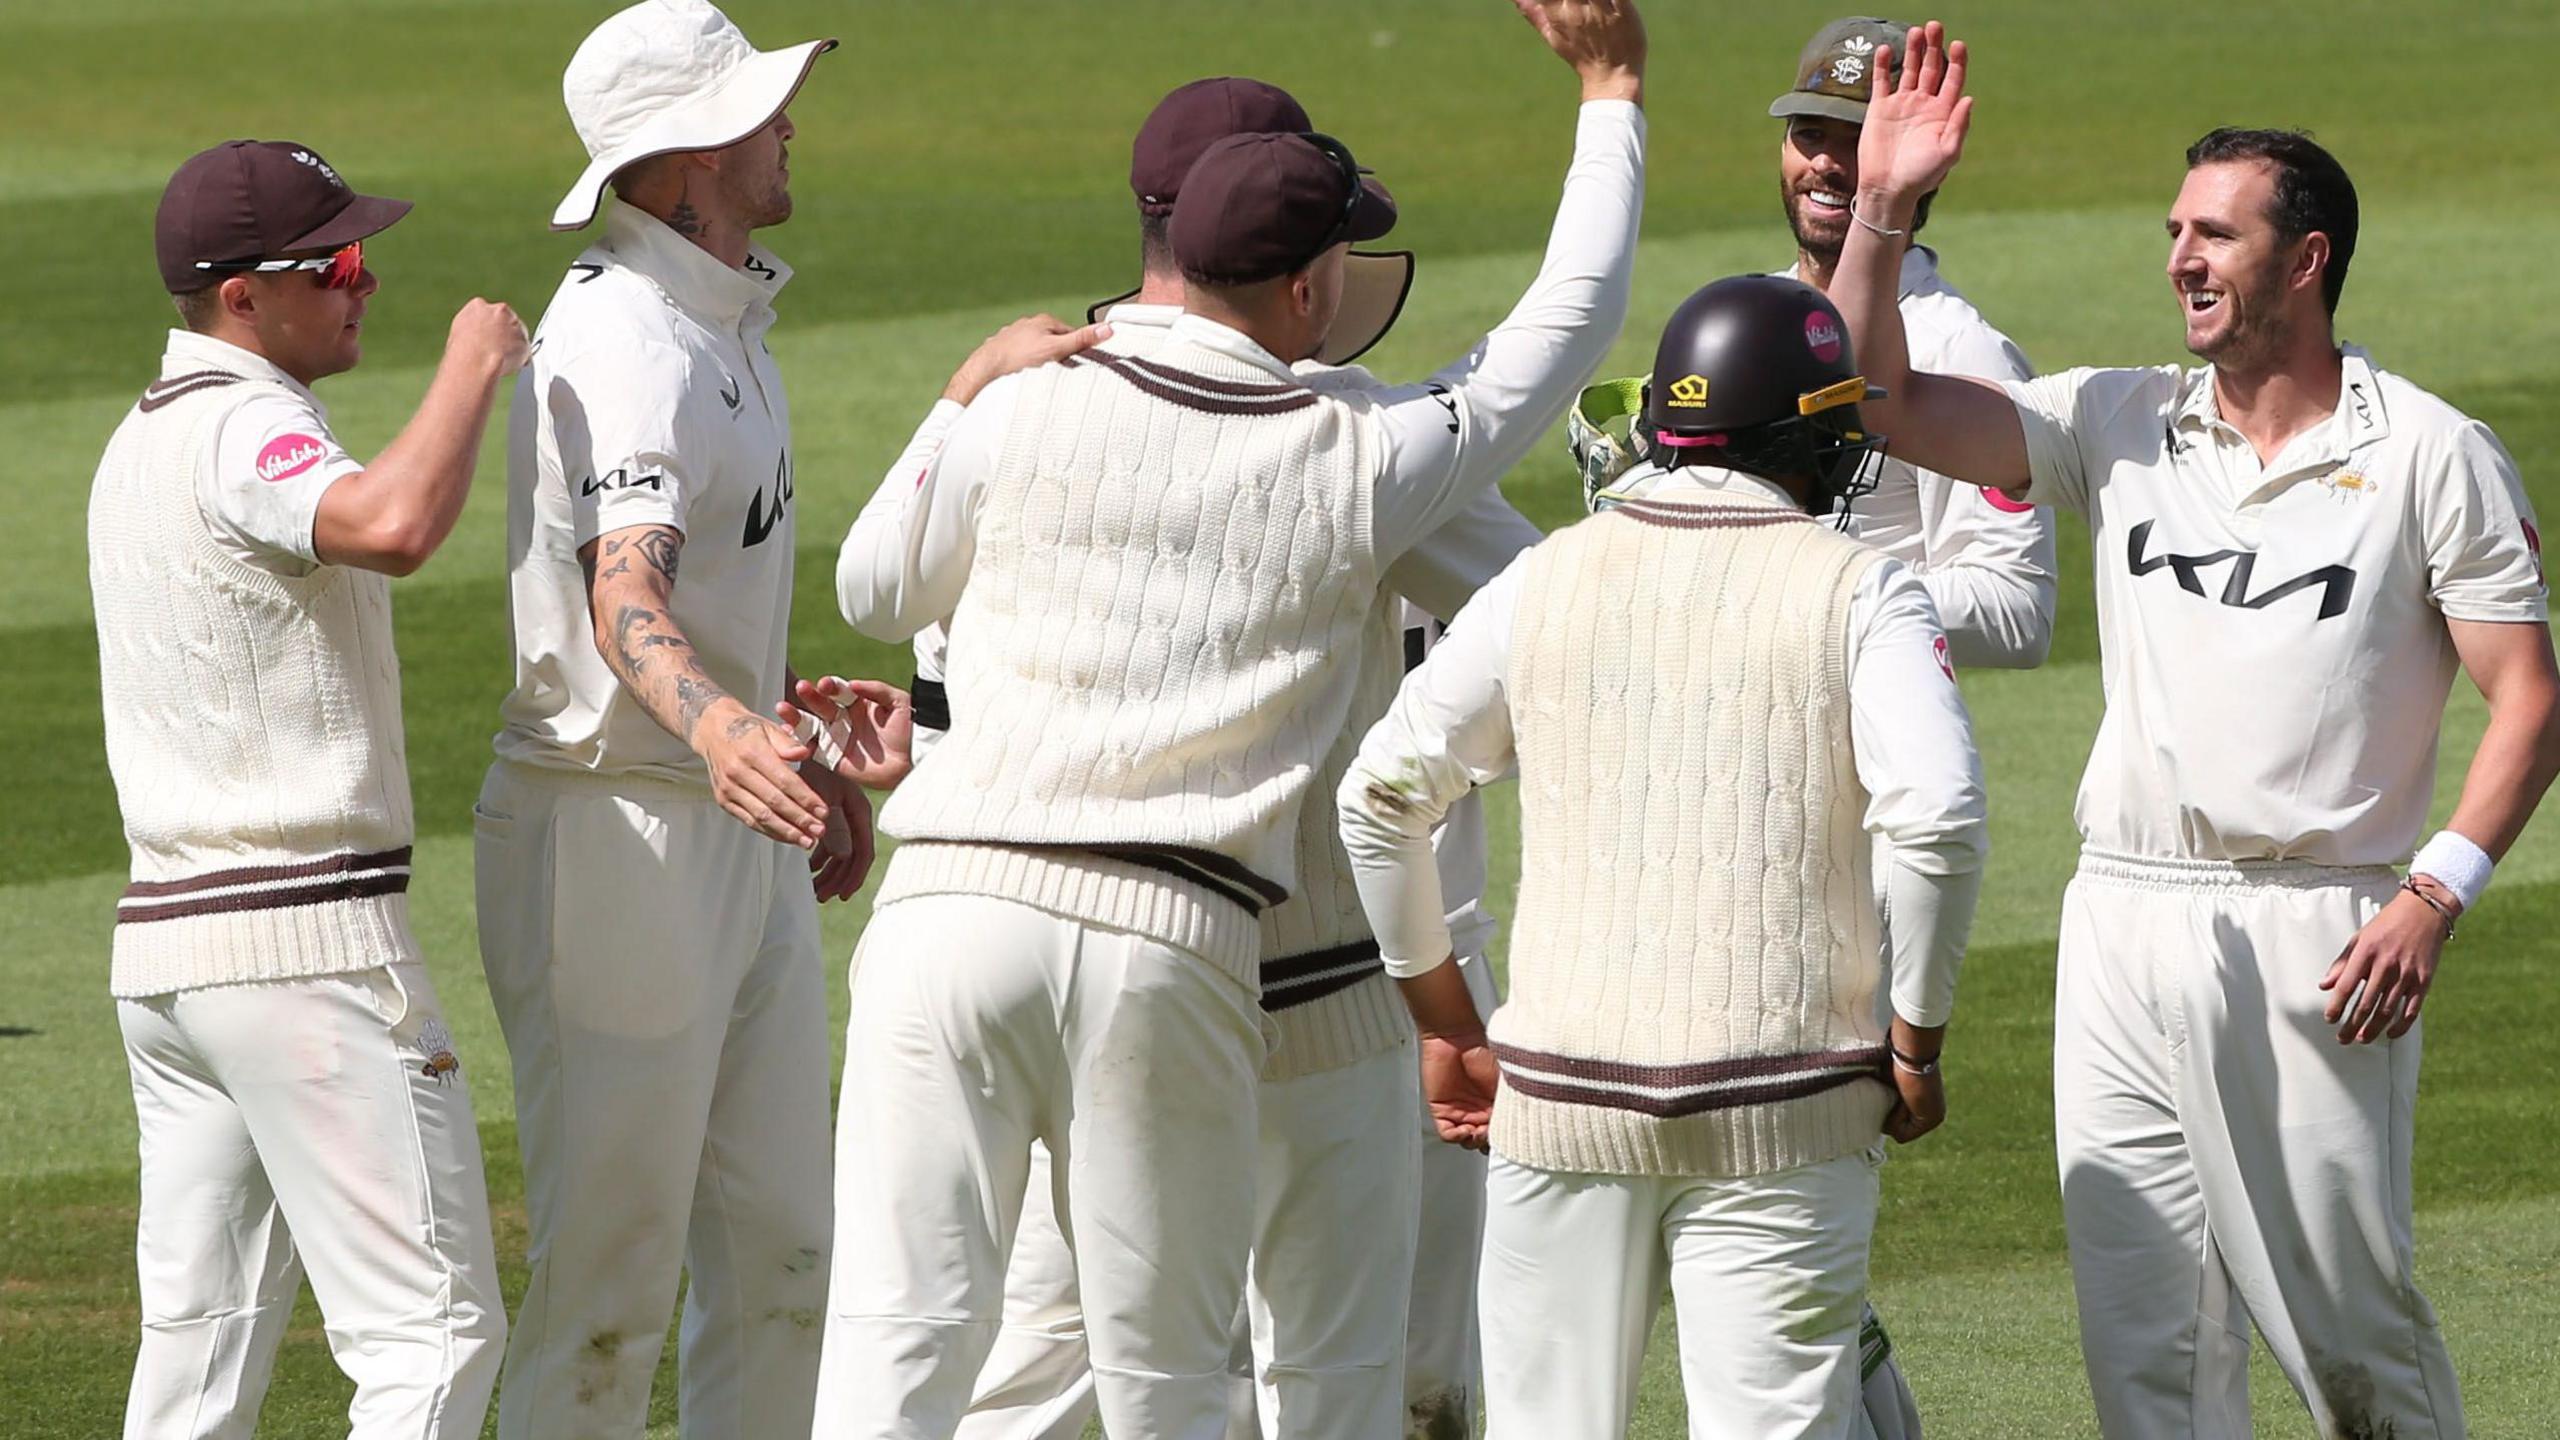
[
  {"x1": 2422, "y1": 421, "x2": 2548, "y2": 623},
  {"x1": 202, "y1": 391, "x2": 363, "y2": 572},
  {"x1": 542, "y1": 340, "x2": 696, "y2": 545},
  {"x1": 1999, "y1": 368, "x2": 2101, "y2": 515}
]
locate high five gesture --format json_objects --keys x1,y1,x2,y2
[{"x1": 1857, "y1": 21, "x2": 1973, "y2": 226}]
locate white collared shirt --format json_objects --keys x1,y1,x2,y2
[
  {"x1": 1339, "y1": 465, "x2": 1989, "y2": 1026},
  {"x1": 2006, "y1": 345, "x2": 2546, "y2": 864},
  {"x1": 162, "y1": 330, "x2": 365, "y2": 577},
  {"x1": 496, "y1": 198, "x2": 801, "y2": 783},
  {"x1": 1783, "y1": 245, "x2": 2056, "y2": 668}
]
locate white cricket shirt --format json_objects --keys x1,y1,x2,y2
[
  {"x1": 1341, "y1": 466, "x2": 1989, "y2": 1027},
  {"x1": 2006, "y1": 345, "x2": 2546, "y2": 865},
  {"x1": 496, "y1": 199, "x2": 801, "y2": 785},
  {"x1": 162, "y1": 330, "x2": 367, "y2": 576},
  {"x1": 1784, "y1": 245, "x2": 2056, "y2": 668}
]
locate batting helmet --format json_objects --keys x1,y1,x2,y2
[{"x1": 1642, "y1": 276, "x2": 1885, "y2": 517}]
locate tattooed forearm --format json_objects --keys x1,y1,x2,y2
[
  {"x1": 634, "y1": 528, "x2": 680, "y2": 582},
  {"x1": 585, "y1": 526, "x2": 736, "y2": 750}
]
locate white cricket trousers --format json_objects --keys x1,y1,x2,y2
[
  {"x1": 816, "y1": 890, "x2": 1266, "y2": 1440},
  {"x1": 1479, "y1": 1148, "x2": 1881, "y2": 1440},
  {"x1": 2055, "y1": 850, "x2": 2465, "y2": 1439},
  {"x1": 1235, "y1": 1036, "x2": 1422, "y2": 1439},
  {"x1": 1402, "y1": 949, "x2": 1498, "y2": 1440},
  {"x1": 473, "y1": 763, "x2": 832, "y2": 1440},
  {"x1": 954, "y1": 984, "x2": 1442, "y2": 1440},
  {"x1": 119, "y1": 963, "x2": 505, "y2": 1439}
]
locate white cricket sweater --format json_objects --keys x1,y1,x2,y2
[
  {"x1": 1496, "y1": 496, "x2": 1890, "y2": 1177},
  {"x1": 878, "y1": 335, "x2": 1384, "y2": 986},
  {"x1": 88, "y1": 362, "x2": 417, "y2": 997},
  {"x1": 1256, "y1": 595, "x2": 1414, "y2": 1080}
]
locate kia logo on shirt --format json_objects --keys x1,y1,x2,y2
[
  {"x1": 744, "y1": 451, "x2": 794, "y2": 549},
  {"x1": 2126, "y1": 519, "x2": 2358, "y2": 621},
  {"x1": 256, "y1": 434, "x2": 326, "y2": 484}
]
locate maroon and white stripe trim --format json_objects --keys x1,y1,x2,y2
[
  {"x1": 1608, "y1": 500, "x2": 1816, "y2": 532},
  {"x1": 117, "y1": 847, "x2": 413, "y2": 925},
  {"x1": 1492, "y1": 1042, "x2": 1887, "y2": 1119},
  {"x1": 1088, "y1": 353, "x2": 1317, "y2": 417},
  {"x1": 137, "y1": 369, "x2": 246, "y2": 413},
  {"x1": 1259, "y1": 940, "x2": 1383, "y2": 1012}
]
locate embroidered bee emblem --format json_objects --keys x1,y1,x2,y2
[
  {"x1": 415, "y1": 1017, "x2": 460, "y2": 1084},
  {"x1": 2323, "y1": 470, "x2": 2372, "y2": 501}
]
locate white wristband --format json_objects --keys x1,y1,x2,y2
[{"x1": 2410, "y1": 830, "x2": 2494, "y2": 911}]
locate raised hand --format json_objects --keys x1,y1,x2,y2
[
  {"x1": 450, "y1": 298, "x2": 531, "y2": 379},
  {"x1": 942, "y1": 314, "x2": 1114, "y2": 406},
  {"x1": 779, "y1": 675, "x2": 915, "y2": 789},
  {"x1": 1859, "y1": 21, "x2": 1973, "y2": 210},
  {"x1": 1512, "y1": 0, "x2": 1646, "y2": 104}
]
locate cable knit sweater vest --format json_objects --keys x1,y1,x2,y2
[
  {"x1": 1492, "y1": 490, "x2": 1889, "y2": 1178},
  {"x1": 1256, "y1": 594, "x2": 1413, "y2": 1081},
  {"x1": 879, "y1": 339, "x2": 1382, "y2": 988},
  {"x1": 88, "y1": 368, "x2": 419, "y2": 998}
]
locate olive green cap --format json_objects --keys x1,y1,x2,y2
[{"x1": 1768, "y1": 17, "x2": 1911, "y2": 124}]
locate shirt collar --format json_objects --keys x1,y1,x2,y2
[
  {"x1": 600, "y1": 197, "x2": 790, "y2": 324},
  {"x1": 1164, "y1": 313, "x2": 1301, "y2": 381},
  {"x1": 162, "y1": 329, "x2": 326, "y2": 412},
  {"x1": 1102, "y1": 302, "x2": 1183, "y2": 333},
  {"x1": 1610, "y1": 462, "x2": 1805, "y2": 510},
  {"x1": 2175, "y1": 343, "x2": 2391, "y2": 458},
  {"x1": 1777, "y1": 243, "x2": 1937, "y2": 299}
]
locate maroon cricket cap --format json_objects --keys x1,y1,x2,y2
[
  {"x1": 1170, "y1": 132, "x2": 1397, "y2": 286},
  {"x1": 154, "y1": 140, "x2": 412, "y2": 294},
  {"x1": 1130, "y1": 77, "x2": 1313, "y2": 214}
]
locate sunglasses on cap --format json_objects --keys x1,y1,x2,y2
[
  {"x1": 1297, "y1": 132, "x2": 1370, "y2": 266},
  {"x1": 193, "y1": 239, "x2": 367, "y2": 291}
]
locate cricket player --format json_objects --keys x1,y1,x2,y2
[
  {"x1": 474, "y1": 4, "x2": 890, "y2": 1437},
  {"x1": 1340, "y1": 275, "x2": 1989, "y2": 1440},
  {"x1": 1769, "y1": 15, "x2": 2052, "y2": 667},
  {"x1": 868, "y1": 76, "x2": 1543, "y2": 1440},
  {"x1": 93, "y1": 139, "x2": 525, "y2": 1438},
  {"x1": 818, "y1": 3, "x2": 1648, "y2": 1433},
  {"x1": 1831, "y1": 25, "x2": 2560, "y2": 1437}
]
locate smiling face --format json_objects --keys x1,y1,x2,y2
[
  {"x1": 1780, "y1": 115, "x2": 1860, "y2": 262},
  {"x1": 2165, "y1": 158, "x2": 2328, "y2": 369}
]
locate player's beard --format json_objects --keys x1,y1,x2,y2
[
  {"x1": 1782, "y1": 174, "x2": 1848, "y2": 269},
  {"x1": 2186, "y1": 252, "x2": 2292, "y2": 373}
]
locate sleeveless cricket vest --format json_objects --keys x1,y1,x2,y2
[
  {"x1": 1256, "y1": 595, "x2": 1413, "y2": 1081},
  {"x1": 1492, "y1": 491, "x2": 1889, "y2": 1178},
  {"x1": 89, "y1": 367, "x2": 419, "y2": 997},
  {"x1": 879, "y1": 338, "x2": 1383, "y2": 987}
]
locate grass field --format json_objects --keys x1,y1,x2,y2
[{"x1": 6, "y1": 0, "x2": 2560, "y2": 1435}]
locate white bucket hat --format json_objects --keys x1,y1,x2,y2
[{"x1": 551, "y1": 0, "x2": 836, "y2": 232}]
